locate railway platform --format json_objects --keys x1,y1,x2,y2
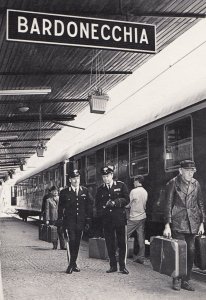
[{"x1": 0, "y1": 215, "x2": 206, "y2": 300}]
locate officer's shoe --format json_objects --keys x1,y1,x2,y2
[
  {"x1": 120, "y1": 267, "x2": 129, "y2": 275},
  {"x1": 66, "y1": 266, "x2": 73, "y2": 274},
  {"x1": 181, "y1": 281, "x2": 195, "y2": 291},
  {"x1": 172, "y1": 278, "x2": 181, "y2": 291},
  {"x1": 73, "y1": 266, "x2": 80, "y2": 272},
  {"x1": 106, "y1": 267, "x2": 117, "y2": 273}
]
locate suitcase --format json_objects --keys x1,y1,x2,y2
[
  {"x1": 127, "y1": 237, "x2": 134, "y2": 258},
  {"x1": 47, "y1": 225, "x2": 58, "y2": 243},
  {"x1": 150, "y1": 236, "x2": 187, "y2": 278},
  {"x1": 194, "y1": 235, "x2": 206, "y2": 270},
  {"x1": 89, "y1": 238, "x2": 108, "y2": 259},
  {"x1": 39, "y1": 224, "x2": 48, "y2": 242}
]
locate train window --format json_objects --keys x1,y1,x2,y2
[
  {"x1": 129, "y1": 133, "x2": 149, "y2": 176},
  {"x1": 86, "y1": 153, "x2": 96, "y2": 184},
  {"x1": 165, "y1": 116, "x2": 193, "y2": 171},
  {"x1": 105, "y1": 144, "x2": 118, "y2": 178}
]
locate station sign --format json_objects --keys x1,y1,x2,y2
[{"x1": 7, "y1": 9, "x2": 156, "y2": 53}]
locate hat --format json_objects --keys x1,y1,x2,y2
[
  {"x1": 69, "y1": 169, "x2": 80, "y2": 178},
  {"x1": 101, "y1": 166, "x2": 114, "y2": 175},
  {"x1": 134, "y1": 175, "x2": 144, "y2": 184},
  {"x1": 180, "y1": 160, "x2": 196, "y2": 169}
]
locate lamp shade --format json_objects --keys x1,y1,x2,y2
[{"x1": 88, "y1": 93, "x2": 109, "y2": 114}]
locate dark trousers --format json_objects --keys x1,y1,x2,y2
[
  {"x1": 67, "y1": 227, "x2": 83, "y2": 267},
  {"x1": 104, "y1": 223, "x2": 126, "y2": 269},
  {"x1": 172, "y1": 231, "x2": 195, "y2": 281}
]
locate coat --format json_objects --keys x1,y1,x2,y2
[
  {"x1": 96, "y1": 180, "x2": 130, "y2": 226},
  {"x1": 58, "y1": 186, "x2": 93, "y2": 230},
  {"x1": 164, "y1": 174, "x2": 206, "y2": 234},
  {"x1": 45, "y1": 196, "x2": 59, "y2": 222}
]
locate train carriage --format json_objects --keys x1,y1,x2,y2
[{"x1": 12, "y1": 98, "x2": 206, "y2": 238}]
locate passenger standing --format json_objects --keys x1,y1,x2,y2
[
  {"x1": 96, "y1": 166, "x2": 130, "y2": 274},
  {"x1": 58, "y1": 170, "x2": 93, "y2": 274},
  {"x1": 163, "y1": 160, "x2": 205, "y2": 292},
  {"x1": 41, "y1": 188, "x2": 51, "y2": 222},
  {"x1": 45, "y1": 186, "x2": 66, "y2": 250},
  {"x1": 126, "y1": 175, "x2": 148, "y2": 264}
]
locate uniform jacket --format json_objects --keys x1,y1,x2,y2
[
  {"x1": 58, "y1": 185, "x2": 93, "y2": 230},
  {"x1": 45, "y1": 196, "x2": 59, "y2": 222},
  {"x1": 96, "y1": 180, "x2": 130, "y2": 226},
  {"x1": 164, "y1": 174, "x2": 206, "y2": 234}
]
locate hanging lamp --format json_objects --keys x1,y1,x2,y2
[
  {"x1": 36, "y1": 105, "x2": 47, "y2": 157},
  {"x1": 88, "y1": 50, "x2": 110, "y2": 114}
]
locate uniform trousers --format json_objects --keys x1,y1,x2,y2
[
  {"x1": 172, "y1": 231, "x2": 195, "y2": 281},
  {"x1": 66, "y1": 226, "x2": 83, "y2": 267},
  {"x1": 103, "y1": 223, "x2": 126, "y2": 269}
]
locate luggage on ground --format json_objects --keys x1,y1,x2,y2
[
  {"x1": 150, "y1": 236, "x2": 187, "y2": 278},
  {"x1": 39, "y1": 224, "x2": 48, "y2": 242},
  {"x1": 47, "y1": 225, "x2": 58, "y2": 243},
  {"x1": 89, "y1": 237, "x2": 108, "y2": 259},
  {"x1": 194, "y1": 235, "x2": 206, "y2": 270},
  {"x1": 127, "y1": 237, "x2": 134, "y2": 258},
  {"x1": 39, "y1": 224, "x2": 58, "y2": 243}
]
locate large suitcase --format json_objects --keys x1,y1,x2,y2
[
  {"x1": 47, "y1": 225, "x2": 58, "y2": 243},
  {"x1": 89, "y1": 238, "x2": 108, "y2": 259},
  {"x1": 39, "y1": 224, "x2": 48, "y2": 242},
  {"x1": 150, "y1": 236, "x2": 187, "y2": 278},
  {"x1": 194, "y1": 235, "x2": 206, "y2": 270}
]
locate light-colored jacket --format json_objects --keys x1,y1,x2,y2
[{"x1": 45, "y1": 196, "x2": 59, "y2": 222}]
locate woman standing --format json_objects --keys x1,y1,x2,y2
[{"x1": 45, "y1": 186, "x2": 65, "y2": 250}]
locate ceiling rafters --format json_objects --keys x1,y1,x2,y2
[
  {"x1": 0, "y1": 138, "x2": 50, "y2": 142},
  {"x1": 0, "y1": 99, "x2": 88, "y2": 103},
  {"x1": 0, "y1": 70, "x2": 132, "y2": 76},
  {"x1": 0, "y1": 114, "x2": 76, "y2": 123},
  {"x1": 0, "y1": 128, "x2": 61, "y2": 133},
  {"x1": 0, "y1": 8, "x2": 205, "y2": 19}
]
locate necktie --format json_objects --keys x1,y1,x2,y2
[{"x1": 75, "y1": 188, "x2": 78, "y2": 196}]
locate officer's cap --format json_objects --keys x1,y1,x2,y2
[
  {"x1": 69, "y1": 169, "x2": 80, "y2": 178},
  {"x1": 101, "y1": 165, "x2": 114, "y2": 175},
  {"x1": 180, "y1": 160, "x2": 196, "y2": 170}
]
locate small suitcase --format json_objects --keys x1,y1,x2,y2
[
  {"x1": 194, "y1": 235, "x2": 206, "y2": 270},
  {"x1": 89, "y1": 238, "x2": 108, "y2": 259},
  {"x1": 127, "y1": 237, "x2": 134, "y2": 258},
  {"x1": 150, "y1": 236, "x2": 187, "y2": 278},
  {"x1": 47, "y1": 225, "x2": 58, "y2": 243},
  {"x1": 39, "y1": 224, "x2": 48, "y2": 242}
]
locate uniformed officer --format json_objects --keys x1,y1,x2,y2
[
  {"x1": 96, "y1": 166, "x2": 130, "y2": 274},
  {"x1": 58, "y1": 169, "x2": 93, "y2": 274}
]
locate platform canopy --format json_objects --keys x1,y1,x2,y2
[{"x1": 0, "y1": 0, "x2": 206, "y2": 181}]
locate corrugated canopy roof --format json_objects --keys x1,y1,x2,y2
[{"x1": 1, "y1": 0, "x2": 206, "y2": 180}]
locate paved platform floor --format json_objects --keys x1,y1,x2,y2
[{"x1": 0, "y1": 216, "x2": 206, "y2": 300}]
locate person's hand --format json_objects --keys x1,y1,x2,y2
[
  {"x1": 198, "y1": 223, "x2": 204, "y2": 235},
  {"x1": 106, "y1": 200, "x2": 115, "y2": 208},
  {"x1": 46, "y1": 220, "x2": 49, "y2": 225},
  {"x1": 163, "y1": 223, "x2": 171, "y2": 238}
]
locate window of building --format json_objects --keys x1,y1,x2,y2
[
  {"x1": 105, "y1": 144, "x2": 118, "y2": 178},
  {"x1": 129, "y1": 133, "x2": 149, "y2": 177},
  {"x1": 86, "y1": 153, "x2": 96, "y2": 184},
  {"x1": 165, "y1": 116, "x2": 193, "y2": 171}
]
